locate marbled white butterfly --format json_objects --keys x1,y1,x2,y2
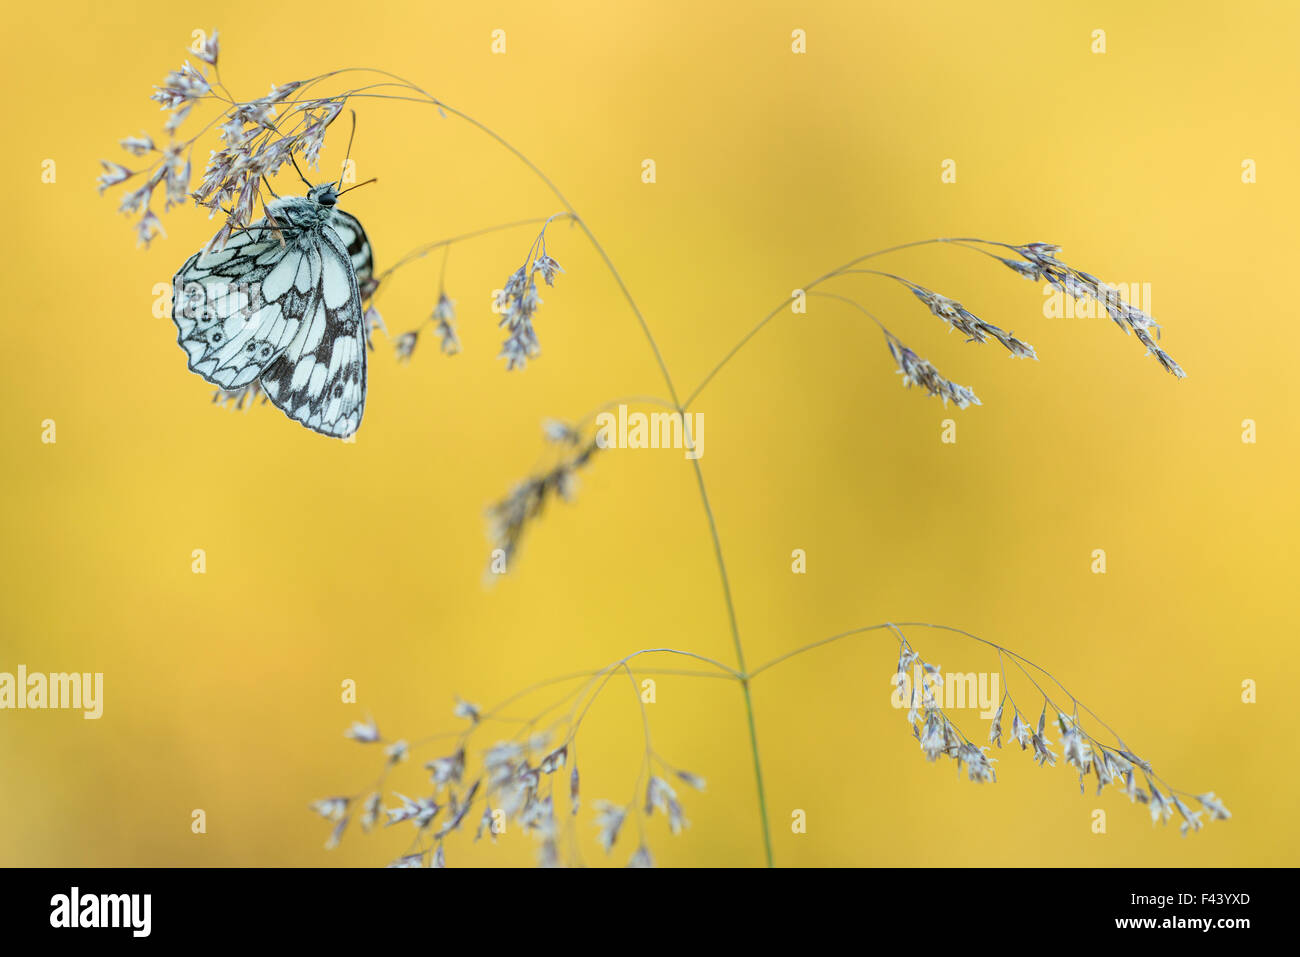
[{"x1": 171, "y1": 182, "x2": 374, "y2": 438}]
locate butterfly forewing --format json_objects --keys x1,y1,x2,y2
[{"x1": 171, "y1": 201, "x2": 368, "y2": 438}]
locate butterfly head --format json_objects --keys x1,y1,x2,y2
[{"x1": 306, "y1": 183, "x2": 340, "y2": 208}]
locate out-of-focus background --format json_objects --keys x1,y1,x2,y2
[{"x1": 1, "y1": 0, "x2": 1296, "y2": 866}]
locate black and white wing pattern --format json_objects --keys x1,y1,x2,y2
[
  {"x1": 327, "y1": 209, "x2": 375, "y2": 294},
  {"x1": 171, "y1": 217, "x2": 367, "y2": 438}
]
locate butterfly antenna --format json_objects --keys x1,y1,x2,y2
[
  {"x1": 289, "y1": 153, "x2": 312, "y2": 190},
  {"x1": 336, "y1": 110, "x2": 358, "y2": 191},
  {"x1": 336, "y1": 177, "x2": 378, "y2": 198}
]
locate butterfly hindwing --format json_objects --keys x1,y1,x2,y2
[
  {"x1": 327, "y1": 209, "x2": 374, "y2": 289},
  {"x1": 256, "y1": 224, "x2": 367, "y2": 438}
]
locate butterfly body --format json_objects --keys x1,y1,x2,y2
[{"x1": 171, "y1": 184, "x2": 372, "y2": 438}]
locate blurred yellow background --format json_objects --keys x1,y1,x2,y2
[{"x1": 1, "y1": 0, "x2": 1296, "y2": 867}]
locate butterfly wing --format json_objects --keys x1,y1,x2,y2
[
  {"x1": 327, "y1": 207, "x2": 385, "y2": 350},
  {"x1": 172, "y1": 216, "x2": 367, "y2": 439},
  {"x1": 256, "y1": 224, "x2": 367, "y2": 438},
  {"x1": 327, "y1": 208, "x2": 374, "y2": 293},
  {"x1": 172, "y1": 222, "x2": 311, "y2": 393}
]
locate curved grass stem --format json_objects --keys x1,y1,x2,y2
[{"x1": 379, "y1": 80, "x2": 776, "y2": 866}]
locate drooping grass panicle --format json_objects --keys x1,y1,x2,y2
[
  {"x1": 970, "y1": 239, "x2": 1185, "y2": 377},
  {"x1": 906, "y1": 282, "x2": 1038, "y2": 359},
  {"x1": 809, "y1": 292, "x2": 982, "y2": 410},
  {"x1": 494, "y1": 217, "x2": 567, "y2": 370},
  {"x1": 387, "y1": 247, "x2": 461, "y2": 363},
  {"x1": 881, "y1": 623, "x2": 1228, "y2": 836},
  {"x1": 886, "y1": 338, "x2": 981, "y2": 409},
  {"x1": 315, "y1": 649, "x2": 722, "y2": 867},
  {"x1": 102, "y1": 29, "x2": 354, "y2": 252},
  {"x1": 687, "y1": 234, "x2": 1187, "y2": 412},
  {"x1": 482, "y1": 397, "x2": 684, "y2": 574},
  {"x1": 843, "y1": 268, "x2": 1038, "y2": 359},
  {"x1": 485, "y1": 422, "x2": 600, "y2": 575}
]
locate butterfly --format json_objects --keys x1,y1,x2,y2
[{"x1": 171, "y1": 182, "x2": 374, "y2": 438}]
